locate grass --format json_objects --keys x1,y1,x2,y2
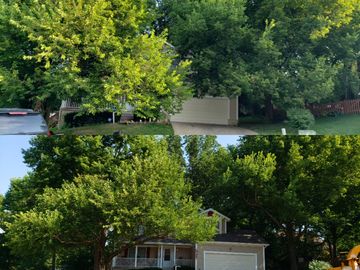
[
  {"x1": 54, "y1": 122, "x2": 174, "y2": 135},
  {"x1": 239, "y1": 114, "x2": 360, "y2": 135}
]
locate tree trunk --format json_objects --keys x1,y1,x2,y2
[
  {"x1": 51, "y1": 249, "x2": 56, "y2": 270},
  {"x1": 331, "y1": 242, "x2": 338, "y2": 266},
  {"x1": 265, "y1": 95, "x2": 274, "y2": 121},
  {"x1": 329, "y1": 229, "x2": 338, "y2": 266},
  {"x1": 287, "y1": 227, "x2": 298, "y2": 270},
  {"x1": 93, "y1": 229, "x2": 107, "y2": 270},
  {"x1": 104, "y1": 259, "x2": 113, "y2": 270}
]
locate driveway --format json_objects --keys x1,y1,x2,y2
[{"x1": 171, "y1": 122, "x2": 258, "y2": 135}]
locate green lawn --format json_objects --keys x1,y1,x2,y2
[
  {"x1": 239, "y1": 114, "x2": 360, "y2": 135},
  {"x1": 54, "y1": 123, "x2": 174, "y2": 135}
]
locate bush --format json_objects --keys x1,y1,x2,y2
[
  {"x1": 177, "y1": 266, "x2": 195, "y2": 270},
  {"x1": 128, "y1": 268, "x2": 161, "y2": 270},
  {"x1": 287, "y1": 108, "x2": 315, "y2": 129},
  {"x1": 308, "y1": 260, "x2": 331, "y2": 270},
  {"x1": 64, "y1": 111, "x2": 121, "y2": 128}
]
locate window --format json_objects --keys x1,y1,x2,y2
[
  {"x1": 128, "y1": 247, "x2": 135, "y2": 258},
  {"x1": 164, "y1": 249, "x2": 171, "y2": 261},
  {"x1": 137, "y1": 247, "x2": 147, "y2": 258}
]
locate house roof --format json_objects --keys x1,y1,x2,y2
[
  {"x1": 145, "y1": 230, "x2": 267, "y2": 246},
  {"x1": 145, "y1": 238, "x2": 193, "y2": 245},
  {"x1": 201, "y1": 208, "x2": 231, "y2": 221},
  {"x1": 213, "y1": 230, "x2": 268, "y2": 245}
]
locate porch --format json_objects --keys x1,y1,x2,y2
[
  {"x1": 58, "y1": 99, "x2": 135, "y2": 126},
  {"x1": 112, "y1": 244, "x2": 195, "y2": 269}
]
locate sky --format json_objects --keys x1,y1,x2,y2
[
  {"x1": 0, "y1": 135, "x2": 241, "y2": 195},
  {"x1": 0, "y1": 136, "x2": 34, "y2": 195}
]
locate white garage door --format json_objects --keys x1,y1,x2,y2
[
  {"x1": 204, "y1": 252, "x2": 257, "y2": 270},
  {"x1": 170, "y1": 97, "x2": 230, "y2": 125}
]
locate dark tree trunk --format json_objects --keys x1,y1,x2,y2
[
  {"x1": 330, "y1": 241, "x2": 338, "y2": 266},
  {"x1": 287, "y1": 227, "x2": 298, "y2": 270},
  {"x1": 329, "y1": 229, "x2": 338, "y2": 266},
  {"x1": 93, "y1": 230, "x2": 107, "y2": 270},
  {"x1": 265, "y1": 95, "x2": 274, "y2": 121},
  {"x1": 51, "y1": 249, "x2": 56, "y2": 270}
]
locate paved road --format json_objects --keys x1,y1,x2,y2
[{"x1": 171, "y1": 122, "x2": 258, "y2": 135}]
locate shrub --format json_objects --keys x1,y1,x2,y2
[
  {"x1": 177, "y1": 266, "x2": 195, "y2": 270},
  {"x1": 287, "y1": 108, "x2": 315, "y2": 129},
  {"x1": 64, "y1": 111, "x2": 121, "y2": 128},
  {"x1": 128, "y1": 268, "x2": 161, "y2": 270},
  {"x1": 308, "y1": 260, "x2": 331, "y2": 270}
]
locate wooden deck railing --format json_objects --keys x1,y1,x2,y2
[{"x1": 307, "y1": 99, "x2": 360, "y2": 117}]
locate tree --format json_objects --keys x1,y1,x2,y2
[
  {"x1": 165, "y1": 135, "x2": 186, "y2": 167},
  {"x1": 182, "y1": 136, "x2": 234, "y2": 210},
  {"x1": 0, "y1": 0, "x2": 61, "y2": 116},
  {"x1": 22, "y1": 136, "x2": 117, "y2": 190},
  {"x1": 307, "y1": 0, "x2": 360, "y2": 39},
  {"x1": 231, "y1": 136, "x2": 360, "y2": 270},
  {"x1": 315, "y1": 9, "x2": 360, "y2": 100},
  {"x1": 245, "y1": 1, "x2": 345, "y2": 119},
  {"x1": 161, "y1": 0, "x2": 251, "y2": 97},
  {"x1": 1, "y1": 0, "x2": 192, "y2": 118},
  {"x1": 5, "y1": 140, "x2": 216, "y2": 270}
]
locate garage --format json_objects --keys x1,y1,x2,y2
[
  {"x1": 170, "y1": 96, "x2": 238, "y2": 126},
  {"x1": 196, "y1": 231, "x2": 268, "y2": 270},
  {"x1": 204, "y1": 252, "x2": 257, "y2": 270}
]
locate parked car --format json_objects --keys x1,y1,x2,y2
[{"x1": 0, "y1": 108, "x2": 49, "y2": 135}]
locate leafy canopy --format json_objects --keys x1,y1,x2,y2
[
  {"x1": 1, "y1": 0, "x2": 192, "y2": 117},
  {"x1": 5, "y1": 136, "x2": 217, "y2": 270}
]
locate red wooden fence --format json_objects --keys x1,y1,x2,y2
[{"x1": 307, "y1": 99, "x2": 360, "y2": 117}]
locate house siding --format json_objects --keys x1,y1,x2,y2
[
  {"x1": 229, "y1": 97, "x2": 238, "y2": 125},
  {"x1": 170, "y1": 97, "x2": 236, "y2": 126}
]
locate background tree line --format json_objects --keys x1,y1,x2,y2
[
  {"x1": 1, "y1": 135, "x2": 360, "y2": 270},
  {"x1": 0, "y1": 0, "x2": 359, "y2": 121}
]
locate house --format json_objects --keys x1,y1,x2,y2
[
  {"x1": 112, "y1": 208, "x2": 268, "y2": 270},
  {"x1": 59, "y1": 96, "x2": 239, "y2": 127},
  {"x1": 58, "y1": 99, "x2": 135, "y2": 126},
  {"x1": 170, "y1": 96, "x2": 239, "y2": 126}
]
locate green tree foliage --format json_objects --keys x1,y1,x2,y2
[
  {"x1": 234, "y1": 136, "x2": 360, "y2": 270},
  {"x1": 0, "y1": 0, "x2": 58, "y2": 114},
  {"x1": 1, "y1": 0, "x2": 359, "y2": 120},
  {"x1": 309, "y1": 260, "x2": 332, "y2": 270},
  {"x1": 181, "y1": 135, "x2": 360, "y2": 270},
  {"x1": 307, "y1": 0, "x2": 360, "y2": 39},
  {"x1": 3, "y1": 136, "x2": 216, "y2": 270},
  {"x1": 315, "y1": 9, "x2": 360, "y2": 100},
  {"x1": 5, "y1": 141, "x2": 216, "y2": 270},
  {"x1": 244, "y1": 1, "x2": 344, "y2": 119},
  {"x1": 0, "y1": 0, "x2": 192, "y2": 118},
  {"x1": 165, "y1": 135, "x2": 186, "y2": 167},
  {"x1": 163, "y1": 0, "x2": 359, "y2": 120},
  {"x1": 161, "y1": 0, "x2": 251, "y2": 97},
  {"x1": 183, "y1": 136, "x2": 233, "y2": 209}
]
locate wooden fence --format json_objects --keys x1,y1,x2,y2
[{"x1": 307, "y1": 99, "x2": 360, "y2": 117}]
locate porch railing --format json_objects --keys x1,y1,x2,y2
[
  {"x1": 176, "y1": 259, "x2": 194, "y2": 267},
  {"x1": 60, "y1": 99, "x2": 134, "y2": 112},
  {"x1": 137, "y1": 258, "x2": 159, "y2": 267},
  {"x1": 113, "y1": 257, "x2": 160, "y2": 268},
  {"x1": 60, "y1": 100, "x2": 81, "y2": 109},
  {"x1": 113, "y1": 257, "x2": 135, "y2": 267},
  {"x1": 113, "y1": 257, "x2": 194, "y2": 268}
]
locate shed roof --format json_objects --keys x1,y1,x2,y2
[{"x1": 201, "y1": 208, "x2": 231, "y2": 221}]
